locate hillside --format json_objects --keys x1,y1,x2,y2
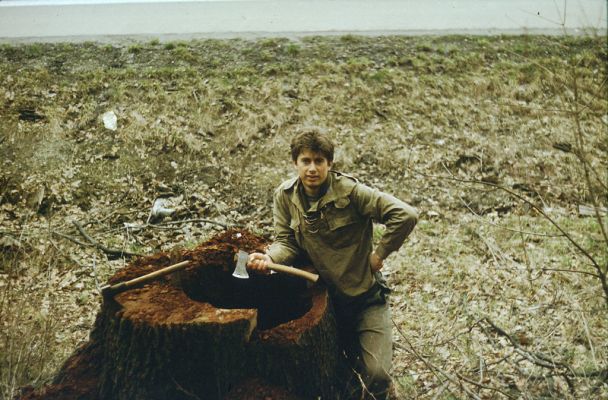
[{"x1": 1, "y1": 35, "x2": 606, "y2": 399}]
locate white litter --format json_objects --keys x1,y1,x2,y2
[{"x1": 102, "y1": 111, "x2": 118, "y2": 131}]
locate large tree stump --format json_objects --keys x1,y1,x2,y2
[{"x1": 19, "y1": 230, "x2": 349, "y2": 400}]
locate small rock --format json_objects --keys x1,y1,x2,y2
[{"x1": 102, "y1": 111, "x2": 118, "y2": 131}]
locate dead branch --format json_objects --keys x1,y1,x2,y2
[
  {"x1": 458, "y1": 193, "x2": 565, "y2": 237},
  {"x1": 392, "y1": 318, "x2": 515, "y2": 399},
  {"x1": 541, "y1": 267, "x2": 600, "y2": 278},
  {"x1": 72, "y1": 221, "x2": 143, "y2": 258},
  {"x1": 571, "y1": 66, "x2": 608, "y2": 247},
  {"x1": 483, "y1": 318, "x2": 565, "y2": 367},
  {"x1": 91, "y1": 254, "x2": 101, "y2": 293},
  {"x1": 106, "y1": 218, "x2": 235, "y2": 235},
  {"x1": 430, "y1": 380, "x2": 450, "y2": 400},
  {"x1": 171, "y1": 377, "x2": 203, "y2": 400},
  {"x1": 155, "y1": 218, "x2": 234, "y2": 229},
  {"x1": 411, "y1": 165, "x2": 608, "y2": 307},
  {"x1": 51, "y1": 230, "x2": 92, "y2": 248},
  {"x1": 565, "y1": 43, "x2": 608, "y2": 308},
  {"x1": 455, "y1": 371, "x2": 514, "y2": 399},
  {"x1": 442, "y1": 162, "x2": 598, "y2": 271}
]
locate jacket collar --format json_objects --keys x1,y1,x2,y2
[{"x1": 284, "y1": 171, "x2": 355, "y2": 212}]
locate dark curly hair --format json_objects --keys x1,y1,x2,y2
[{"x1": 290, "y1": 128, "x2": 335, "y2": 162}]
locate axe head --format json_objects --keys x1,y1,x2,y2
[{"x1": 232, "y1": 250, "x2": 250, "y2": 279}]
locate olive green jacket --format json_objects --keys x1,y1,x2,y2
[{"x1": 267, "y1": 171, "x2": 418, "y2": 298}]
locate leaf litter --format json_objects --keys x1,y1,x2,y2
[{"x1": 0, "y1": 35, "x2": 606, "y2": 399}]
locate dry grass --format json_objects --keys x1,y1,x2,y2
[
  {"x1": 0, "y1": 34, "x2": 606, "y2": 399},
  {"x1": 389, "y1": 213, "x2": 606, "y2": 399}
]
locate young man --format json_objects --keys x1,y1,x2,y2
[{"x1": 248, "y1": 129, "x2": 418, "y2": 399}]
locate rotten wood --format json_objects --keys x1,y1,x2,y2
[{"x1": 19, "y1": 229, "x2": 349, "y2": 400}]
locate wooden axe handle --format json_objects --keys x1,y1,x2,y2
[
  {"x1": 101, "y1": 260, "x2": 190, "y2": 296},
  {"x1": 267, "y1": 262, "x2": 319, "y2": 283}
]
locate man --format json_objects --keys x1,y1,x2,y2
[{"x1": 248, "y1": 128, "x2": 418, "y2": 399}]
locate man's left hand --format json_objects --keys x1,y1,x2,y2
[{"x1": 370, "y1": 252, "x2": 384, "y2": 272}]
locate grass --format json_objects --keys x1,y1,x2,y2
[
  {"x1": 0, "y1": 34, "x2": 606, "y2": 399},
  {"x1": 390, "y1": 210, "x2": 607, "y2": 398},
  {"x1": 0, "y1": 243, "x2": 96, "y2": 399}
]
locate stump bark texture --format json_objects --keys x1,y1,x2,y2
[{"x1": 19, "y1": 230, "x2": 349, "y2": 400}]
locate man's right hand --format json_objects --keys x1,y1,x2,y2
[{"x1": 247, "y1": 252, "x2": 272, "y2": 273}]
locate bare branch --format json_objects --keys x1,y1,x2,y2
[
  {"x1": 392, "y1": 318, "x2": 516, "y2": 399},
  {"x1": 411, "y1": 164, "x2": 606, "y2": 305},
  {"x1": 571, "y1": 65, "x2": 608, "y2": 248},
  {"x1": 455, "y1": 371, "x2": 514, "y2": 399},
  {"x1": 541, "y1": 267, "x2": 600, "y2": 278},
  {"x1": 51, "y1": 230, "x2": 91, "y2": 248},
  {"x1": 72, "y1": 221, "x2": 143, "y2": 258},
  {"x1": 457, "y1": 193, "x2": 565, "y2": 238},
  {"x1": 483, "y1": 318, "x2": 570, "y2": 371},
  {"x1": 105, "y1": 218, "x2": 236, "y2": 235}
]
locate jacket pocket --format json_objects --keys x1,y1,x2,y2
[{"x1": 321, "y1": 199, "x2": 359, "y2": 248}]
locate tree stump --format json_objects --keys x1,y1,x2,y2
[{"x1": 19, "y1": 230, "x2": 349, "y2": 400}]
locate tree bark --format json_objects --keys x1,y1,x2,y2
[{"x1": 18, "y1": 230, "x2": 349, "y2": 400}]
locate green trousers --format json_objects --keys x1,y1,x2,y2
[{"x1": 335, "y1": 285, "x2": 393, "y2": 400}]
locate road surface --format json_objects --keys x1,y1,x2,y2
[{"x1": 0, "y1": 0, "x2": 606, "y2": 42}]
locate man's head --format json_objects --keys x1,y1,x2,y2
[
  {"x1": 290, "y1": 128, "x2": 334, "y2": 163},
  {"x1": 290, "y1": 128, "x2": 334, "y2": 196}
]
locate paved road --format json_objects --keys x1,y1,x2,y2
[{"x1": 0, "y1": 0, "x2": 606, "y2": 42}]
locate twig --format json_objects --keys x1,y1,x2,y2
[
  {"x1": 458, "y1": 194, "x2": 564, "y2": 238},
  {"x1": 579, "y1": 309, "x2": 598, "y2": 368},
  {"x1": 68, "y1": 255, "x2": 86, "y2": 269},
  {"x1": 391, "y1": 318, "x2": 512, "y2": 400},
  {"x1": 572, "y1": 74, "x2": 608, "y2": 244},
  {"x1": 83, "y1": 189, "x2": 133, "y2": 227},
  {"x1": 471, "y1": 353, "x2": 514, "y2": 372},
  {"x1": 391, "y1": 319, "x2": 448, "y2": 383},
  {"x1": 91, "y1": 253, "x2": 101, "y2": 293},
  {"x1": 106, "y1": 218, "x2": 235, "y2": 235},
  {"x1": 474, "y1": 231, "x2": 503, "y2": 266},
  {"x1": 411, "y1": 165, "x2": 607, "y2": 306},
  {"x1": 483, "y1": 318, "x2": 570, "y2": 371},
  {"x1": 351, "y1": 365, "x2": 375, "y2": 400},
  {"x1": 171, "y1": 377, "x2": 203, "y2": 400},
  {"x1": 51, "y1": 230, "x2": 92, "y2": 247},
  {"x1": 455, "y1": 371, "x2": 514, "y2": 399},
  {"x1": 571, "y1": 66, "x2": 608, "y2": 247},
  {"x1": 570, "y1": 64, "x2": 608, "y2": 305},
  {"x1": 517, "y1": 213, "x2": 534, "y2": 279},
  {"x1": 157, "y1": 218, "x2": 233, "y2": 229},
  {"x1": 430, "y1": 380, "x2": 449, "y2": 400},
  {"x1": 541, "y1": 267, "x2": 599, "y2": 278},
  {"x1": 500, "y1": 46, "x2": 590, "y2": 113},
  {"x1": 497, "y1": 101, "x2": 605, "y2": 117},
  {"x1": 72, "y1": 221, "x2": 143, "y2": 258}
]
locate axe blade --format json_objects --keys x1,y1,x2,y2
[{"x1": 232, "y1": 250, "x2": 250, "y2": 279}]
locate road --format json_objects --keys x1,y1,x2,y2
[{"x1": 0, "y1": 0, "x2": 606, "y2": 42}]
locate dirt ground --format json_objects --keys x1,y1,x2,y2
[{"x1": 0, "y1": 35, "x2": 606, "y2": 399}]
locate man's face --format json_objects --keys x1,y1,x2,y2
[{"x1": 294, "y1": 149, "x2": 332, "y2": 195}]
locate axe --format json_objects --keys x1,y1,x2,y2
[
  {"x1": 101, "y1": 260, "x2": 191, "y2": 296},
  {"x1": 232, "y1": 250, "x2": 319, "y2": 283}
]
